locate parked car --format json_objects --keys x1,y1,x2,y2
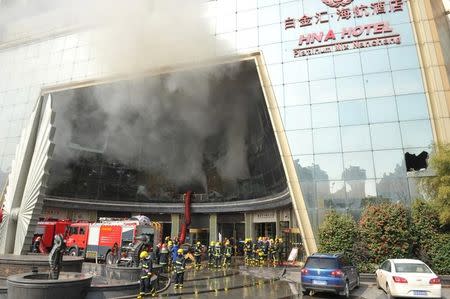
[
  {"x1": 300, "y1": 253, "x2": 360, "y2": 298},
  {"x1": 376, "y1": 259, "x2": 442, "y2": 298}
]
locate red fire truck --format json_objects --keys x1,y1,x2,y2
[
  {"x1": 32, "y1": 219, "x2": 72, "y2": 253},
  {"x1": 64, "y1": 216, "x2": 161, "y2": 263}
]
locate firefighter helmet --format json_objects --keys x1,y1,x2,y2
[
  {"x1": 196, "y1": 241, "x2": 201, "y2": 245},
  {"x1": 168, "y1": 241, "x2": 173, "y2": 246},
  {"x1": 225, "y1": 240, "x2": 230, "y2": 245},
  {"x1": 140, "y1": 251, "x2": 149, "y2": 259},
  {"x1": 177, "y1": 248, "x2": 183, "y2": 254},
  {"x1": 216, "y1": 241, "x2": 221, "y2": 246},
  {"x1": 210, "y1": 241, "x2": 215, "y2": 246}
]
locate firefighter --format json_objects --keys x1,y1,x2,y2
[
  {"x1": 174, "y1": 248, "x2": 186, "y2": 289},
  {"x1": 244, "y1": 238, "x2": 252, "y2": 266},
  {"x1": 213, "y1": 241, "x2": 222, "y2": 268},
  {"x1": 223, "y1": 240, "x2": 232, "y2": 268},
  {"x1": 272, "y1": 238, "x2": 281, "y2": 267},
  {"x1": 32, "y1": 236, "x2": 42, "y2": 253},
  {"x1": 159, "y1": 243, "x2": 169, "y2": 272},
  {"x1": 251, "y1": 241, "x2": 258, "y2": 266},
  {"x1": 193, "y1": 241, "x2": 202, "y2": 270},
  {"x1": 260, "y1": 238, "x2": 269, "y2": 267},
  {"x1": 208, "y1": 241, "x2": 215, "y2": 268},
  {"x1": 167, "y1": 240, "x2": 174, "y2": 271},
  {"x1": 137, "y1": 251, "x2": 155, "y2": 298}
]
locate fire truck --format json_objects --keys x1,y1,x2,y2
[
  {"x1": 64, "y1": 216, "x2": 161, "y2": 264},
  {"x1": 32, "y1": 219, "x2": 72, "y2": 253}
]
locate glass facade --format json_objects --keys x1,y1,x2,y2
[{"x1": 0, "y1": 0, "x2": 435, "y2": 232}]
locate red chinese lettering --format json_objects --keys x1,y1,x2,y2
[
  {"x1": 315, "y1": 11, "x2": 329, "y2": 24},
  {"x1": 337, "y1": 8, "x2": 352, "y2": 20},
  {"x1": 285, "y1": 17, "x2": 296, "y2": 30},
  {"x1": 299, "y1": 15, "x2": 313, "y2": 27},
  {"x1": 390, "y1": 0, "x2": 404, "y2": 12},
  {"x1": 371, "y1": 1, "x2": 386, "y2": 14},
  {"x1": 353, "y1": 5, "x2": 370, "y2": 18}
]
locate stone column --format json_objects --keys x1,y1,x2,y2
[
  {"x1": 171, "y1": 214, "x2": 180, "y2": 238},
  {"x1": 275, "y1": 210, "x2": 281, "y2": 238},
  {"x1": 244, "y1": 213, "x2": 254, "y2": 240},
  {"x1": 209, "y1": 214, "x2": 218, "y2": 242}
]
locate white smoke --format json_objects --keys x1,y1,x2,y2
[{"x1": 1, "y1": 0, "x2": 255, "y2": 195}]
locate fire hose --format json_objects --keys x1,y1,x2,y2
[{"x1": 179, "y1": 191, "x2": 192, "y2": 244}]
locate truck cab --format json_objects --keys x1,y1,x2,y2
[{"x1": 65, "y1": 222, "x2": 89, "y2": 256}]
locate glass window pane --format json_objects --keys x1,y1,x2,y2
[
  {"x1": 284, "y1": 60, "x2": 309, "y2": 84},
  {"x1": 343, "y1": 151, "x2": 375, "y2": 179},
  {"x1": 216, "y1": 14, "x2": 236, "y2": 34},
  {"x1": 272, "y1": 84, "x2": 284, "y2": 106},
  {"x1": 312, "y1": 102, "x2": 339, "y2": 128},
  {"x1": 308, "y1": 56, "x2": 334, "y2": 81},
  {"x1": 314, "y1": 153, "x2": 344, "y2": 181},
  {"x1": 341, "y1": 125, "x2": 371, "y2": 152},
  {"x1": 339, "y1": 99, "x2": 368, "y2": 126},
  {"x1": 258, "y1": 5, "x2": 280, "y2": 25},
  {"x1": 313, "y1": 127, "x2": 342, "y2": 153},
  {"x1": 347, "y1": 179, "x2": 377, "y2": 208},
  {"x1": 400, "y1": 120, "x2": 433, "y2": 148},
  {"x1": 267, "y1": 63, "x2": 283, "y2": 85},
  {"x1": 285, "y1": 106, "x2": 311, "y2": 130},
  {"x1": 317, "y1": 181, "x2": 347, "y2": 209},
  {"x1": 389, "y1": 46, "x2": 420, "y2": 71},
  {"x1": 334, "y1": 52, "x2": 362, "y2": 77},
  {"x1": 360, "y1": 48, "x2": 390, "y2": 74},
  {"x1": 237, "y1": 28, "x2": 258, "y2": 49},
  {"x1": 284, "y1": 82, "x2": 309, "y2": 106},
  {"x1": 258, "y1": 24, "x2": 282, "y2": 45},
  {"x1": 376, "y1": 178, "x2": 410, "y2": 203},
  {"x1": 371, "y1": 123, "x2": 402, "y2": 150},
  {"x1": 260, "y1": 43, "x2": 282, "y2": 64},
  {"x1": 367, "y1": 97, "x2": 398, "y2": 123},
  {"x1": 392, "y1": 69, "x2": 425, "y2": 95},
  {"x1": 364, "y1": 72, "x2": 394, "y2": 98},
  {"x1": 293, "y1": 155, "x2": 314, "y2": 181},
  {"x1": 286, "y1": 130, "x2": 313, "y2": 155},
  {"x1": 394, "y1": 23, "x2": 416, "y2": 46},
  {"x1": 396, "y1": 93, "x2": 429, "y2": 121},
  {"x1": 336, "y1": 76, "x2": 365, "y2": 101},
  {"x1": 310, "y1": 79, "x2": 336, "y2": 103},
  {"x1": 373, "y1": 149, "x2": 406, "y2": 178}
]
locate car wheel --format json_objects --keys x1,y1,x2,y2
[
  {"x1": 386, "y1": 283, "x2": 395, "y2": 299},
  {"x1": 68, "y1": 247, "x2": 79, "y2": 256},
  {"x1": 302, "y1": 289, "x2": 309, "y2": 296}
]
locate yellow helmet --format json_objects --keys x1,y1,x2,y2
[
  {"x1": 270, "y1": 239, "x2": 274, "y2": 243},
  {"x1": 168, "y1": 241, "x2": 173, "y2": 246},
  {"x1": 278, "y1": 238, "x2": 283, "y2": 242},
  {"x1": 177, "y1": 248, "x2": 183, "y2": 254},
  {"x1": 210, "y1": 241, "x2": 215, "y2": 246},
  {"x1": 225, "y1": 240, "x2": 230, "y2": 245},
  {"x1": 258, "y1": 237, "x2": 262, "y2": 241},
  {"x1": 196, "y1": 241, "x2": 201, "y2": 245},
  {"x1": 140, "y1": 251, "x2": 149, "y2": 259},
  {"x1": 215, "y1": 241, "x2": 221, "y2": 246}
]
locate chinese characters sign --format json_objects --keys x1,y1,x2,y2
[{"x1": 285, "y1": 0, "x2": 404, "y2": 57}]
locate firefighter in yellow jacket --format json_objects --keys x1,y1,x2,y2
[
  {"x1": 174, "y1": 248, "x2": 186, "y2": 289},
  {"x1": 137, "y1": 251, "x2": 155, "y2": 298}
]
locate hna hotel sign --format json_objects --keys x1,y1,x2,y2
[{"x1": 285, "y1": 0, "x2": 404, "y2": 57}]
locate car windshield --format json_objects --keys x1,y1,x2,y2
[
  {"x1": 305, "y1": 257, "x2": 338, "y2": 269},
  {"x1": 394, "y1": 263, "x2": 432, "y2": 273}
]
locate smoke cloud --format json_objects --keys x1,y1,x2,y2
[{"x1": 2, "y1": 0, "x2": 259, "y2": 197}]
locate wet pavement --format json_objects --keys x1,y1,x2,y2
[{"x1": 116, "y1": 265, "x2": 450, "y2": 298}]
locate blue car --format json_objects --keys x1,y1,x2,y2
[{"x1": 301, "y1": 253, "x2": 360, "y2": 298}]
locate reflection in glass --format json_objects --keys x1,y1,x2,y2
[
  {"x1": 346, "y1": 179, "x2": 377, "y2": 208},
  {"x1": 343, "y1": 151, "x2": 375, "y2": 179},
  {"x1": 336, "y1": 76, "x2": 365, "y2": 101},
  {"x1": 314, "y1": 153, "x2": 344, "y2": 180},
  {"x1": 371, "y1": 123, "x2": 402, "y2": 150},
  {"x1": 317, "y1": 181, "x2": 347, "y2": 209},
  {"x1": 293, "y1": 155, "x2": 314, "y2": 181},
  {"x1": 285, "y1": 106, "x2": 312, "y2": 130},
  {"x1": 400, "y1": 120, "x2": 433, "y2": 148},
  {"x1": 367, "y1": 97, "x2": 398, "y2": 123},
  {"x1": 312, "y1": 102, "x2": 339, "y2": 128},
  {"x1": 376, "y1": 177, "x2": 409, "y2": 203},
  {"x1": 373, "y1": 149, "x2": 406, "y2": 178},
  {"x1": 339, "y1": 100, "x2": 368, "y2": 126},
  {"x1": 286, "y1": 130, "x2": 314, "y2": 155},
  {"x1": 258, "y1": 5, "x2": 281, "y2": 26},
  {"x1": 313, "y1": 127, "x2": 341, "y2": 153},
  {"x1": 396, "y1": 93, "x2": 429, "y2": 121},
  {"x1": 341, "y1": 125, "x2": 371, "y2": 152},
  {"x1": 310, "y1": 79, "x2": 336, "y2": 103}
]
